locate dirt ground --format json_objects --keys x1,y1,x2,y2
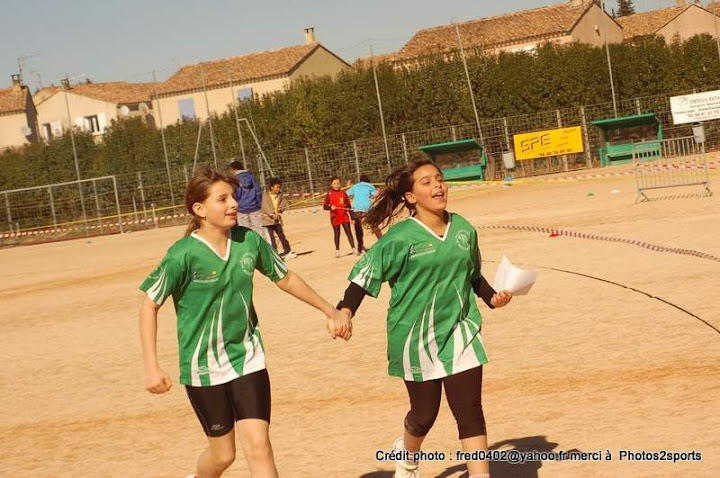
[{"x1": 1, "y1": 165, "x2": 719, "y2": 478}]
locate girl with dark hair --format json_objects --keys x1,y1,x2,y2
[
  {"x1": 139, "y1": 167, "x2": 351, "y2": 478},
  {"x1": 338, "y1": 160, "x2": 512, "y2": 478},
  {"x1": 323, "y1": 176, "x2": 358, "y2": 258}
]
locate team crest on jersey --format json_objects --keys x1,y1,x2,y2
[
  {"x1": 240, "y1": 252, "x2": 255, "y2": 274},
  {"x1": 455, "y1": 230, "x2": 471, "y2": 251},
  {"x1": 192, "y1": 270, "x2": 218, "y2": 283}
]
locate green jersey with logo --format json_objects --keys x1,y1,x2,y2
[
  {"x1": 349, "y1": 213, "x2": 488, "y2": 382},
  {"x1": 139, "y1": 227, "x2": 287, "y2": 386}
]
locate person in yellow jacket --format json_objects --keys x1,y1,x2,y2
[{"x1": 261, "y1": 178, "x2": 297, "y2": 259}]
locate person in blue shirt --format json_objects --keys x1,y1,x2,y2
[
  {"x1": 347, "y1": 174, "x2": 383, "y2": 253},
  {"x1": 229, "y1": 160, "x2": 270, "y2": 243}
]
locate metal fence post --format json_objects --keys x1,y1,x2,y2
[
  {"x1": 353, "y1": 141, "x2": 361, "y2": 180},
  {"x1": 502, "y1": 117, "x2": 511, "y2": 151},
  {"x1": 401, "y1": 133, "x2": 409, "y2": 163},
  {"x1": 451, "y1": 126, "x2": 457, "y2": 142},
  {"x1": 132, "y1": 197, "x2": 139, "y2": 223},
  {"x1": 256, "y1": 155, "x2": 266, "y2": 190},
  {"x1": 92, "y1": 179, "x2": 102, "y2": 230},
  {"x1": 5, "y1": 192, "x2": 13, "y2": 234},
  {"x1": 635, "y1": 98, "x2": 642, "y2": 115},
  {"x1": 151, "y1": 202, "x2": 158, "y2": 229},
  {"x1": 580, "y1": 105, "x2": 592, "y2": 168},
  {"x1": 183, "y1": 164, "x2": 190, "y2": 188},
  {"x1": 138, "y1": 172, "x2": 147, "y2": 218},
  {"x1": 304, "y1": 147, "x2": 315, "y2": 197},
  {"x1": 557, "y1": 109, "x2": 569, "y2": 172},
  {"x1": 48, "y1": 187, "x2": 57, "y2": 230},
  {"x1": 112, "y1": 176, "x2": 123, "y2": 233}
]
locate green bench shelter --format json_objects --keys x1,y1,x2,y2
[
  {"x1": 591, "y1": 113, "x2": 663, "y2": 166},
  {"x1": 418, "y1": 139, "x2": 487, "y2": 181}
]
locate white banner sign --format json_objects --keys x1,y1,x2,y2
[{"x1": 670, "y1": 89, "x2": 720, "y2": 125}]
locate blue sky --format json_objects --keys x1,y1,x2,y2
[{"x1": 0, "y1": 0, "x2": 676, "y2": 90}]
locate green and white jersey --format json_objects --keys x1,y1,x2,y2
[
  {"x1": 139, "y1": 226, "x2": 287, "y2": 387},
  {"x1": 349, "y1": 213, "x2": 488, "y2": 382}
]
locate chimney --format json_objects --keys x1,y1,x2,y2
[
  {"x1": 303, "y1": 27, "x2": 316, "y2": 45},
  {"x1": 675, "y1": 0, "x2": 686, "y2": 5},
  {"x1": 11, "y1": 74, "x2": 22, "y2": 91},
  {"x1": 569, "y1": 0, "x2": 587, "y2": 8}
]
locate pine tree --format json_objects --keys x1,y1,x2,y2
[{"x1": 617, "y1": 0, "x2": 636, "y2": 17}]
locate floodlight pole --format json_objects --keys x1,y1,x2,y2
[
  {"x1": 601, "y1": 0, "x2": 618, "y2": 117},
  {"x1": 61, "y1": 77, "x2": 89, "y2": 236},
  {"x1": 714, "y1": 2, "x2": 720, "y2": 61},
  {"x1": 227, "y1": 65, "x2": 248, "y2": 169},
  {"x1": 369, "y1": 39, "x2": 392, "y2": 173},
  {"x1": 238, "y1": 118, "x2": 273, "y2": 177},
  {"x1": 153, "y1": 70, "x2": 175, "y2": 207},
  {"x1": 455, "y1": 22, "x2": 485, "y2": 146},
  {"x1": 200, "y1": 63, "x2": 218, "y2": 168}
]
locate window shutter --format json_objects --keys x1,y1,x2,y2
[{"x1": 98, "y1": 113, "x2": 107, "y2": 132}]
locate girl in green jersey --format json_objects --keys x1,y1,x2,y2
[
  {"x1": 338, "y1": 160, "x2": 512, "y2": 478},
  {"x1": 140, "y1": 167, "x2": 351, "y2": 478}
]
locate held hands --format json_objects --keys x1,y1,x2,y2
[
  {"x1": 145, "y1": 366, "x2": 173, "y2": 394},
  {"x1": 326, "y1": 308, "x2": 352, "y2": 341},
  {"x1": 491, "y1": 290, "x2": 513, "y2": 308}
]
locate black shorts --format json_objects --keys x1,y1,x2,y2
[{"x1": 185, "y1": 369, "x2": 271, "y2": 437}]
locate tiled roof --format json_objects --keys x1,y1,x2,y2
[
  {"x1": 35, "y1": 81, "x2": 155, "y2": 106},
  {"x1": 616, "y1": 5, "x2": 691, "y2": 38},
  {"x1": 0, "y1": 86, "x2": 29, "y2": 115},
  {"x1": 157, "y1": 43, "x2": 331, "y2": 96},
  {"x1": 397, "y1": 1, "x2": 596, "y2": 60},
  {"x1": 353, "y1": 52, "x2": 401, "y2": 69}
]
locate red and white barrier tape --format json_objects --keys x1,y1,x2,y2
[{"x1": 478, "y1": 224, "x2": 720, "y2": 263}]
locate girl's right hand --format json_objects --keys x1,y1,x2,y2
[
  {"x1": 330, "y1": 205, "x2": 337, "y2": 211},
  {"x1": 327, "y1": 309, "x2": 352, "y2": 341},
  {"x1": 145, "y1": 367, "x2": 173, "y2": 394}
]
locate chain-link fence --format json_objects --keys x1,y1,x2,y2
[{"x1": 2, "y1": 86, "x2": 719, "y2": 247}]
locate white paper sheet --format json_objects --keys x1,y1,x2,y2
[{"x1": 492, "y1": 256, "x2": 538, "y2": 296}]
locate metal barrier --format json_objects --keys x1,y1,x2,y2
[{"x1": 633, "y1": 136, "x2": 712, "y2": 203}]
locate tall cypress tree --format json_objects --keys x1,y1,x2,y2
[{"x1": 617, "y1": 0, "x2": 636, "y2": 17}]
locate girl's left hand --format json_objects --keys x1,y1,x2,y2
[{"x1": 491, "y1": 291, "x2": 513, "y2": 308}]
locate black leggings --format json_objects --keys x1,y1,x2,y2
[
  {"x1": 185, "y1": 369, "x2": 271, "y2": 437},
  {"x1": 332, "y1": 222, "x2": 355, "y2": 250},
  {"x1": 404, "y1": 366, "x2": 486, "y2": 440}
]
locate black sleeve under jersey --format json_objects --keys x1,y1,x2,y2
[
  {"x1": 336, "y1": 282, "x2": 367, "y2": 316},
  {"x1": 472, "y1": 275, "x2": 496, "y2": 309}
]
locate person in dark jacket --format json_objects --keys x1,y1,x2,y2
[{"x1": 229, "y1": 160, "x2": 270, "y2": 242}]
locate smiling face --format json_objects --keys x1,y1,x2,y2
[
  {"x1": 404, "y1": 163, "x2": 448, "y2": 215},
  {"x1": 331, "y1": 178, "x2": 341, "y2": 191},
  {"x1": 192, "y1": 180, "x2": 238, "y2": 231}
]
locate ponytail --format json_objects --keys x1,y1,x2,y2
[
  {"x1": 364, "y1": 159, "x2": 436, "y2": 231},
  {"x1": 184, "y1": 216, "x2": 201, "y2": 237}
]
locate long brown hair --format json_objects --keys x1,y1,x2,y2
[
  {"x1": 364, "y1": 159, "x2": 439, "y2": 231},
  {"x1": 183, "y1": 167, "x2": 239, "y2": 236}
]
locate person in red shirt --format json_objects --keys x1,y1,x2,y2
[{"x1": 323, "y1": 177, "x2": 358, "y2": 258}]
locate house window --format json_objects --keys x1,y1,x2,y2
[
  {"x1": 84, "y1": 115, "x2": 101, "y2": 133},
  {"x1": 42, "y1": 123, "x2": 53, "y2": 140},
  {"x1": 179, "y1": 98, "x2": 196, "y2": 120},
  {"x1": 50, "y1": 121, "x2": 64, "y2": 137},
  {"x1": 238, "y1": 88, "x2": 253, "y2": 102}
]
